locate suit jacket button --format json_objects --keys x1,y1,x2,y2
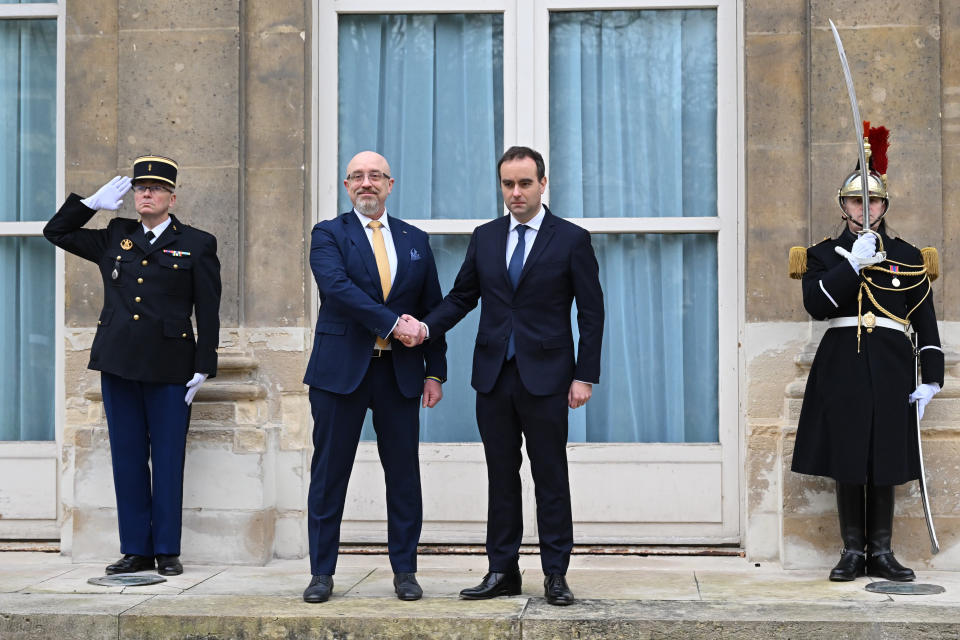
[
  {"x1": 141, "y1": 259, "x2": 148, "y2": 266},
  {"x1": 173, "y1": 264, "x2": 178, "y2": 269},
  {"x1": 133, "y1": 314, "x2": 140, "y2": 320},
  {"x1": 135, "y1": 296, "x2": 141, "y2": 303},
  {"x1": 137, "y1": 278, "x2": 144, "y2": 284},
  {"x1": 181, "y1": 333, "x2": 188, "y2": 338}
]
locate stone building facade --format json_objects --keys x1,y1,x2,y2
[{"x1": 28, "y1": 0, "x2": 960, "y2": 567}]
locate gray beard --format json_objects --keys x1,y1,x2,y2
[{"x1": 355, "y1": 198, "x2": 380, "y2": 217}]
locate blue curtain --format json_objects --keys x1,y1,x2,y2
[
  {"x1": 0, "y1": 19, "x2": 56, "y2": 441},
  {"x1": 338, "y1": 13, "x2": 503, "y2": 220},
  {"x1": 550, "y1": 10, "x2": 719, "y2": 443},
  {"x1": 338, "y1": 14, "x2": 502, "y2": 442}
]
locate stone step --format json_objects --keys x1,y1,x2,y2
[{"x1": 4, "y1": 593, "x2": 960, "y2": 639}]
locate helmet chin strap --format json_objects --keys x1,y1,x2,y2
[{"x1": 841, "y1": 200, "x2": 889, "y2": 231}]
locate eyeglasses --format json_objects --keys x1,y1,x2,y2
[
  {"x1": 346, "y1": 171, "x2": 391, "y2": 184},
  {"x1": 133, "y1": 184, "x2": 172, "y2": 194}
]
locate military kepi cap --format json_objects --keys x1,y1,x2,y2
[{"x1": 133, "y1": 155, "x2": 178, "y2": 188}]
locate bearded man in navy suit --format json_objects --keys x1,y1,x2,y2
[
  {"x1": 403, "y1": 146, "x2": 604, "y2": 606},
  {"x1": 301, "y1": 151, "x2": 446, "y2": 603}
]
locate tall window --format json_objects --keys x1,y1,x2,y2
[
  {"x1": 549, "y1": 9, "x2": 718, "y2": 443},
  {"x1": 327, "y1": 2, "x2": 734, "y2": 446},
  {"x1": 0, "y1": 7, "x2": 59, "y2": 441}
]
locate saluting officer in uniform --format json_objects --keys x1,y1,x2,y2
[
  {"x1": 790, "y1": 126, "x2": 943, "y2": 582},
  {"x1": 44, "y1": 156, "x2": 221, "y2": 576}
]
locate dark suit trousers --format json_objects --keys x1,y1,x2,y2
[
  {"x1": 307, "y1": 355, "x2": 422, "y2": 575},
  {"x1": 476, "y1": 358, "x2": 573, "y2": 575},
  {"x1": 100, "y1": 372, "x2": 190, "y2": 557}
]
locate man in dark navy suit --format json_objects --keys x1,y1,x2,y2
[
  {"x1": 44, "y1": 156, "x2": 221, "y2": 577},
  {"x1": 407, "y1": 146, "x2": 604, "y2": 606},
  {"x1": 301, "y1": 151, "x2": 447, "y2": 603}
]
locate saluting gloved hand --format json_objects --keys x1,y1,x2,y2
[
  {"x1": 81, "y1": 176, "x2": 132, "y2": 211},
  {"x1": 847, "y1": 233, "x2": 877, "y2": 273},
  {"x1": 184, "y1": 373, "x2": 208, "y2": 406},
  {"x1": 909, "y1": 382, "x2": 941, "y2": 421}
]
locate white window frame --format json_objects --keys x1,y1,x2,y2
[
  {"x1": 313, "y1": 0, "x2": 744, "y2": 542},
  {"x1": 0, "y1": 1, "x2": 66, "y2": 536}
]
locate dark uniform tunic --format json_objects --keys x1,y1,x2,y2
[
  {"x1": 44, "y1": 193, "x2": 221, "y2": 556},
  {"x1": 44, "y1": 193, "x2": 221, "y2": 383},
  {"x1": 792, "y1": 227, "x2": 944, "y2": 486}
]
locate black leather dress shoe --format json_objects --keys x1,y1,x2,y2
[
  {"x1": 156, "y1": 554, "x2": 183, "y2": 576},
  {"x1": 544, "y1": 574, "x2": 575, "y2": 606},
  {"x1": 867, "y1": 552, "x2": 916, "y2": 582},
  {"x1": 828, "y1": 549, "x2": 865, "y2": 581},
  {"x1": 303, "y1": 575, "x2": 334, "y2": 603},
  {"x1": 459, "y1": 570, "x2": 522, "y2": 599},
  {"x1": 105, "y1": 554, "x2": 155, "y2": 575},
  {"x1": 393, "y1": 572, "x2": 423, "y2": 601}
]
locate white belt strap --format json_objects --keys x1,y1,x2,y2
[{"x1": 826, "y1": 316, "x2": 909, "y2": 333}]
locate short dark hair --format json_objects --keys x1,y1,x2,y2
[{"x1": 497, "y1": 146, "x2": 545, "y2": 181}]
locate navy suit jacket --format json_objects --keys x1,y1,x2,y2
[
  {"x1": 423, "y1": 207, "x2": 603, "y2": 396},
  {"x1": 303, "y1": 211, "x2": 446, "y2": 399},
  {"x1": 44, "y1": 194, "x2": 221, "y2": 384}
]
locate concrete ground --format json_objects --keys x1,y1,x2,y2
[{"x1": 3, "y1": 551, "x2": 960, "y2": 638}]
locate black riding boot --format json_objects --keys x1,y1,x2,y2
[
  {"x1": 865, "y1": 484, "x2": 915, "y2": 581},
  {"x1": 829, "y1": 482, "x2": 866, "y2": 581}
]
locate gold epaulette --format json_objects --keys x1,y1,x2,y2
[
  {"x1": 921, "y1": 247, "x2": 939, "y2": 282},
  {"x1": 788, "y1": 247, "x2": 806, "y2": 279}
]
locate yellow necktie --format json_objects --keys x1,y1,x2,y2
[{"x1": 369, "y1": 220, "x2": 391, "y2": 349}]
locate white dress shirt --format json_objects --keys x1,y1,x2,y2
[
  {"x1": 506, "y1": 206, "x2": 545, "y2": 267},
  {"x1": 142, "y1": 216, "x2": 172, "y2": 243},
  {"x1": 354, "y1": 208, "x2": 399, "y2": 343}
]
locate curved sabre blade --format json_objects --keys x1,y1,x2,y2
[{"x1": 829, "y1": 19, "x2": 870, "y2": 231}]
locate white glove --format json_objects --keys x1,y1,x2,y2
[
  {"x1": 909, "y1": 382, "x2": 941, "y2": 421},
  {"x1": 184, "y1": 372, "x2": 208, "y2": 406},
  {"x1": 847, "y1": 233, "x2": 877, "y2": 273},
  {"x1": 81, "y1": 176, "x2": 132, "y2": 211}
]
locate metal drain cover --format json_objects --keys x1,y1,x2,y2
[
  {"x1": 865, "y1": 581, "x2": 945, "y2": 595},
  {"x1": 88, "y1": 574, "x2": 167, "y2": 587}
]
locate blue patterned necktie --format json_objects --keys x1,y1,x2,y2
[{"x1": 506, "y1": 224, "x2": 528, "y2": 360}]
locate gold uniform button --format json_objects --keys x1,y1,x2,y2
[
  {"x1": 142, "y1": 259, "x2": 148, "y2": 266},
  {"x1": 181, "y1": 333, "x2": 188, "y2": 338},
  {"x1": 137, "y1": 278, "x2": 144, "y2": 284},
  {"x1": 133, "y1": 314, "x2": 140, "y2": 320},
  {"x1": 173, "y1": 264, "x2": 179, "y2": 269},
  {"x1": 97, "y1": 320, "x2": 102, "y2": 325},
  {"x1": 116, "y1": 255, "x2": 121, "y2": 260},
  {"x1": 135, "y1": 296, "x2": 141, "y2": 303}
]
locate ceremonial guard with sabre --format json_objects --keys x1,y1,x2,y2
[
  {"x1": 44, "y1": 156, "x2": 222, "y2": 577},
  {"x1": 789, "y1": 122, "x2": 943, "y2": 582}
]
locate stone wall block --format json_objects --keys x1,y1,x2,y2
[
  {"x1": 809, "y1": 0, "x2": 939, "y2": 29},
  {"x1": 745, "y1": 34, "x2": 806, "y2": 148},
  {"x1": 234, "y1": 427, "x2": 266, "y2": 453},
  {"x1": 117, "y1": 31, "x2": 240, "y2": 165},
  {"x1": 809, "y1": 27, "x2": 940, "y2": 146},
  {"x1": 119, "y1": 0, "x2": 239, "y2": 32},
  {"x1": 745, "y1": 148, "x2": 809, "y2": 320},
  {"x1": 181, "y1": 508, "x2": 275, "y2": 564},
  {"x1": 745, "y1": 0, "x2": 805, "y2": 34},
  {"x1": 782, "y1": 513, "x2": 837, "y2": 568},
  {"x1": 246, "y1": 0, "x2": 306, "y2": 34},
  {"x1": 183, "y1": 444, "x2": 266, "y2": 510},
  {"x1": 71, "y1": 507, "x2": 121, "y2": 561},
  {"x1": 243, "y1": 169, "x2": 306, "y2": 325},
  {"x1": 280, "y1": 393, "x2": 310, "y2": 450},
  {"x1": 68, "y1": 0, "x2": 119, "y2": 35},
  {"x1": 64, "y1": 36, "x2": 118, "y2": 171},
  {"x1": 244, "y1": 33, "x2": 305, "y2": 168},
  {"x1": 63, "y1": 250, "x2": 108, "y2": 327},
  {"x1": 256, "y1": 349, "x2": 308, "y2": 395}
]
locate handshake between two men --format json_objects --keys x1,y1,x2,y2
[{"x1": 392, "y1": 313, "x2": 427, "y2": 348}]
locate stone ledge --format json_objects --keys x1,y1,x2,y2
[{"x1": 6, "y1": 594, "x2": 960, "y2": 640}]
